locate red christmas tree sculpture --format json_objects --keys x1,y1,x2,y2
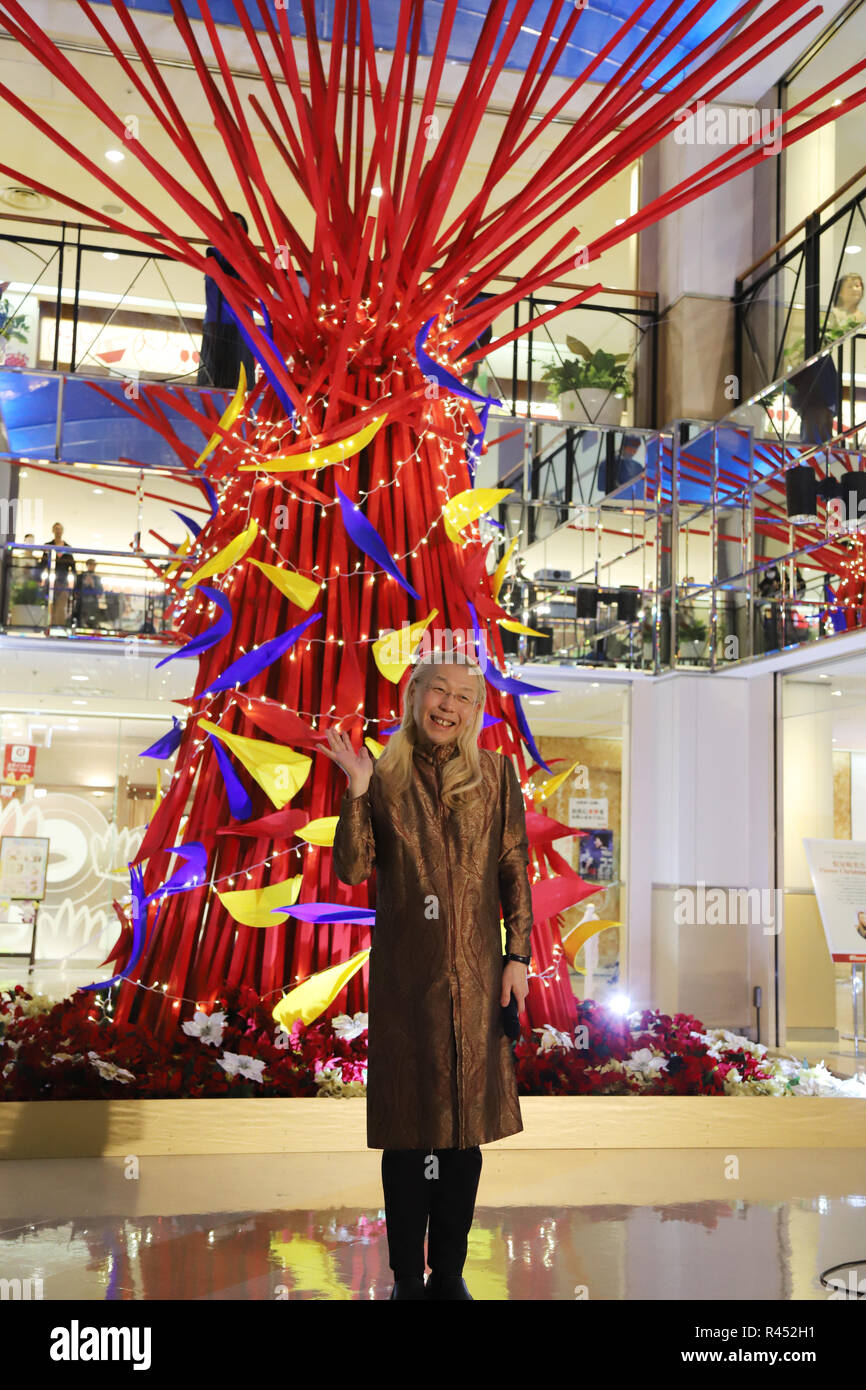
[{"x1": 0, "y1": 0, "x2": 863, "y2": 1039}]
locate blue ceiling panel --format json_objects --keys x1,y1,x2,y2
[{"x1": 91, "y1": 1, "x2": 744, "y2": 88}]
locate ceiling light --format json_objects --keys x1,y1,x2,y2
[
  {"x1": 20, "y1": 470, "x2": 27, "y2": 478},
  {"x1": 72, "y1": 699, "x2": 88, "y2": 706},
  {"x1": 615, "y1": 218, "x2": 626, "y2": 225},
  {"x1": 93, "y1": 487, "x2": 103, "y2": 494},
  {"x1": 833, "y1": 98, "x2": 842, "y2": 106},
  {"x1": 105, "y1": 149, "x2": 125, "y2": 163},
  {"x1": 832, "y1": 689, "x2": 842, "y2": 696},
  {"x1": 371, "y1": 186, "x2": 383, "y2": 197},
  {"x1": 103, "y1": 252, "x2": 119, "y2": 261},
  {"x1": 70, "y1": 675, "x2": 88, "y2": 681},
  {"x1": 845, "y1": 244, "x2": 862, "y2": 255}
]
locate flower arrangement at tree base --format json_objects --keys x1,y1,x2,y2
[{"x1": 1, "y1": 987, "x2": 862, "y2": 1101}]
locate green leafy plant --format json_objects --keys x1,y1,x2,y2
[
  {"x1": 11, "y1": 579, "x2": 41, "y2": 604},
  {"x1": 541, "y1": 335, "x2": 632, "y2": 400},
  {"x1": 783, "y1": 312, "x2": 864, "y2": 370},
  {"x1": 0, "y1": 297, "x2": 27, "y2": 344},
  {"x1": 677, "y1": 615, "x2": 707, "y2": 645}
]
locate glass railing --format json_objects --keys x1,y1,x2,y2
[
  {"x1": 1, "y1": 544, "x2": 177, "y2": 640},
  {"x1": 0, "y1": 214, "x2": 659, "y2": 434}
]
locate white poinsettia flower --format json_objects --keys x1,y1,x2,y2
[
  {"x1": 625, "y1": 1047, "x2": 668, "y2": 1076},
  {"x1": 182, "y1": 1010, "x2": 227, "y2": 1047},
  {"x1": 331, "y1": 1012, "x2": 368, "y2": 1041},
  {"x1": 87, "y1": 1052, "x2": 135, "y2": 1084},
  {"x1": 217, "y1": 1051, "x2": 266, "y2": 1084},
  {"x1": 533, "y1": 1024, "x2": 574, "y2": 1053}
]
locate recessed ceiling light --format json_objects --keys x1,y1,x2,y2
[
  {"x1": 832, "y1": 689, "x2": 842, "y2": 696},
  {"x1": 818, "y1": 673, "x2": 830, "y2": 678},
  {"x1": 103, "y1": 252, "x2": 119, "y2": 260},
  {"x1": 615, "y1": 218, "x2": 626, "y2": 225},
  {"x1": 105, "y1": 149, "x2": 125, "y2": 163},
  {"x1": 845, "y1": 244, "x2": 862, "y2": 255},
  {"x1": 70, "y1": 675, "x2": 89, "y2": 682},
  {"x1": 371, "y1": 186, "x2": 383, "y2": 197},
  {"x1": 72, "y1": 699, "x2": 88, "y2": 706},
  {"x1": 833, "y1": 98, "x2": 842, "y2": 106},
  {"x1": 20, "y1": 470, "x2": 27, "y2": 478},
  {"x1": 93, "y1": 487, "x2": 103, "y2": 494}
]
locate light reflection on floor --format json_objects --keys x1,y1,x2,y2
[{"x1": 2, "y1": 1150, "x2": 865, "y2": 1300}]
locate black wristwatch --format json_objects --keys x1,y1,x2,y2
[{"x1": 506, "y1": 952, "x2": 530, "y2": 965}]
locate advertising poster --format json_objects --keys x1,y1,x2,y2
[
  {"x1": 2, "y1": 744, "x2": 36, "y2": 785},
  {"x1": 0, "y1": 836, "x2": 50, "y2": 901},
  {"x1": 802, "y1": 838, "x2": 866, "y2": 962},
  {"x1": 578, "y1": 829, "x2": 615, "y2": 882},
  {"x1": 569, "y1": 796, "x2": 609, "y2": 830}
]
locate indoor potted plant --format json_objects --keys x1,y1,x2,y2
[
  {"x1": 541, "y1": 335, "x2": 632, "y2": 425},
  {"x1": 0, "y1": 287, "x2": 28, "y2": 368},
  {"x1": 8, "y1": 577, "x2": 45, "y2": 628},
  {"x1": 676, "y1": 613, "x2": 708, "y2": 662}
]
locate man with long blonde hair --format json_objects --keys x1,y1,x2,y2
[{"x1": 326, "y1": 647, "x2": 533, "y2": 1300}]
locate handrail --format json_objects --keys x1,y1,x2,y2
[
  {"x1": 737, "y1": 163, "x2": 866, "y2": 283},
  {"x1": 0, "y1": 210, "x2": 655, "y2": 305}
]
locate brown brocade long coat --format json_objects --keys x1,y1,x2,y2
[{"x1": 332, "y1": 739, "x2": 533, "y2": 1151}]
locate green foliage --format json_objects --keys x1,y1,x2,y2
[
  {"x1": 678, "y1": 615, "x2": 707, "y2": 645},
  {"x1": 0, "y1": 298, "x2": 27, "y2": 344},
  {"x1": 541, "y1": 334, "x2": 632, "y2": 399},
  {"x1": 11, "y1": 579, "x2": 41, "y2": 604}
]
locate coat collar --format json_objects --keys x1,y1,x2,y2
[{"x1": 413, "y1": 737, "x2": 460, "y2": 766}]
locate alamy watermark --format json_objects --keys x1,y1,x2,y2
[
  {"x1": 674, "y1": 881, "x2": 781, "y2": 935},
  {"x1": 674, "y1": 102, "x2": 783, "y2": 157}
]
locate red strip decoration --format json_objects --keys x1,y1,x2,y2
[{"x1": 0, "y1": 0, "x2": 860, "y2": 1038}]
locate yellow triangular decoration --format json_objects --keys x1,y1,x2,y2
[
  {"x1": 239, "y1": 414, "x2": 386, "y2": 472},
  {"x1": 372, "y1": 609, "x2": 439, "y2": 682},
  {"x1": 364, "y1": 737, "x2": 385, "y2": 759},
  {"x1": 198, "y1": 718, "x2": 311, "y2": 809},
  {"x1": 181, "y1": 516, "x2": 258, "y2": 590},
  {"x1": 295, "y1": 816, "x2": 339, "y2": 847},
  {"x1": 561, "y1": 918, "x2": 622, "y2": 969},
  {"x1": 533, "y1": 759, "x2": 582, "y2": 802},
  {"x1": 272, "y1": 948, "x2": 370, "y2": 1028},
  {"x1": 499, "y1": 618, "x2": 549, "y2": 637},
  {"x1": 442, "y1": 488, "x2": 512, "y2": 545},
  {"x1": 166, "y1": 535, "x2": 191, "y2": 578},
  {"x1": 248, "y1": 560, "x2": 320, "y2": 610},
  {"x1": 193, "y1": 362, "x2": 247, "y2": 469},
  {"x1": 217, "y1": 875, "x2": 303, "y2": 929},
  {"x1": 492, "y1": 536, "x2": 519, "y2": 603}
]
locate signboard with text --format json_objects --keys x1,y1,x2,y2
[
  {"x1": 803, "y1": 838, "x2": 866, "y2": 962},
  {"x1": 2, "y1": 744, "x2": 36, "y2": 785}
]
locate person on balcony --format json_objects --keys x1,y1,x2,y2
[
  {"x1": 197, "y1": 211, "x2": 257, "y2": 390},
  {"x1": 828, "y1": 273, "x2": 864, "y2": 332},
  {"x1": 39, "y1": 521, "x2": 76, "y2": 627},
  {"x1": 73, "y1": 557, "x2": 105, "y2": 629}
]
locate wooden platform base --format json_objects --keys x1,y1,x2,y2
[{"x1": 2, "y1": 1096, "x2": 865, "y2": 1159}]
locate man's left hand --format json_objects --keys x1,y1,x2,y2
[{"x1": 501, "y1": 959, "x2": 529, "y2": 1012}]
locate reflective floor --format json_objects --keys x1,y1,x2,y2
[{"x1": 2, "y1": 1150, "x2": 865, "y2": 1300}]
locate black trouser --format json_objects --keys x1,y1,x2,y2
[{"x1": 381, "y1": 1145, "x2": 483, "y2": 1280}]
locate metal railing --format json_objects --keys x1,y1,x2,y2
[
  {"x1": 0, "y1": 211, "x2": 659, "y2": 428},
  {"x1": 1, "y1": 543, "x2": 176, "y2": 641}
]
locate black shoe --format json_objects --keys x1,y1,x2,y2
[
  {"x1": 424, "y1": 1272, "x2": 473, "y2": 1300},
  {"x1": 389, "y1": 1276, "x2": 426, "y2": 1300}
]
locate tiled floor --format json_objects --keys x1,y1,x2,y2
[{"x1": 1, "y1": 1150, "x2": 864, "y2": 1300}]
